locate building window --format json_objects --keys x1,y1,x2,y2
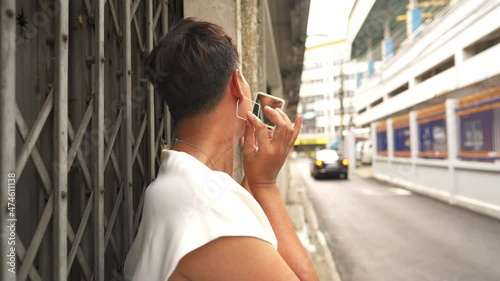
[
  {"x1": 456, "y1": 87, "x2": 500, "y2": 162},
  {"x1": 417, "y1": 104, "x2": 448, "y2": 159},
  {"x1": 303, "y1": 62, "x2": 323, "y2": 71},
  {"x1": 462, "y1": 118, "x2": 484, "y2": 151},
  {"x1": 333, "y1": 107, "x2": 355, "y2": 115}
]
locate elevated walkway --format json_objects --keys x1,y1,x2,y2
[{"x1": 353, "y1": 0, "x2": 500, "y2": 126}]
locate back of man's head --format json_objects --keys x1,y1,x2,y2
[{"x1": 145, "y1": 18, "x2": 240, "y2": 122}]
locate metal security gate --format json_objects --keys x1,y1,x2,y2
[{"x1": 1, "y1": 0, "x2": 183, "y2": 280}]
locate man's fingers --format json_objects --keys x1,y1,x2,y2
[
  {"x1": 289, "y1": 115, "x2": 303, "y2": 147},
  {"x1": 246, "y1": 111, "x2": 270, "y2": 149},
  {"x1": 275, "y1": 108, "x2": 295, "y2": 146},
  {"x1": 276, "y1": 108, "x2": 292, "y2": 127},
  {"x1": 263, "y1": 106, "x2": 287, "y2": 141}
]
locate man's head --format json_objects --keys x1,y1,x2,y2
[{"x1": 145, "y1": 18, "x2": 241, "y2": 122}]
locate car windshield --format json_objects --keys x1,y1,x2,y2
[{"x1": 316, "y1": 150, "x2": 339, "y2": 161}]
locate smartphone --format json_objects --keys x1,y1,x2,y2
[{"x1": 252, "y1": 92, "x2": 286, "y2": 130}]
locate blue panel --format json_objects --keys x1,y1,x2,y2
[
  {"x1": 368, "y1": 59, "x2": 375, "y2": 77},
  {"x1": 377, "y1": 131, "x2": 387, "y2": 152},
  {"x1": 411, "y1": 8, "x2": 422, "y2": 33},
  {"x1": 495, "y1": 108, "x2": 500, "y2": 152},
  {"x1": 384, "y1": 39, "x2": 394, "y2": 59},
  {"x1": 356, "y1": 73, "x2": 362, "y2": 88}
]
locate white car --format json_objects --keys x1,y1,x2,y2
[
  {"x1": 360, "y1": 141, "x2": 373, "y2": 165},
  {"x1": 356, "y1": 141, "x2": 364, "y2": 162}
]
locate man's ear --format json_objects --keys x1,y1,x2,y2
[{"x1": 229, "y1": 70, "x2": 244, "y2": 102}]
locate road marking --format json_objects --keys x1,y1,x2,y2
[
  {"x1": 359, "y1": 187, "x2": 413, "y2": 196},
  {"x1": 359, "y1": 188, "x2": 380, "y2": 195},
  {"x1": 388, "y1": 187, "x2": 413, "y2": 196}
]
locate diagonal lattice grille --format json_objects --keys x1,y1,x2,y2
[{"x1": 6, "y1": 1, "x2": 175, "y2": 281}]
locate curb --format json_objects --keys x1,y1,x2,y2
[{"x1": 286, "y1": 161, "x2": 342, "y2": 281}]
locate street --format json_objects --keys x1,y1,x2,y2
[{"x1": 292, "y1": 159, "x2": 500, "y2": 281}]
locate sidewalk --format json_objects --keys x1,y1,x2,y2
[
  {"x1": 352, "y1": 164, "x2": 373, "y2": 179},
  {"x1": 285, "y1": 162, "x2": 342, "y2": 281}
]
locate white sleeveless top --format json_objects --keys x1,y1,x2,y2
[{"x1": 123, "y1": 150, "x2": 278, "y2": 281}]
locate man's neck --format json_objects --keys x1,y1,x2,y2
[{"x1": 172, "y1": 117, "x2": 237, "y2": 176}]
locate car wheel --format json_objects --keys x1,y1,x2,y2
[
  {"x1": 344, "y1": 173, "x2": 348, "y2": 180},
  {"x1": 338, "y1": 173, "x2": 347, "y2": 180}
]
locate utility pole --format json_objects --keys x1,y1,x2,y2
[
  {"x1": 329, "y1": 60, "x2": 335, "y2": 144},
  {"x1": 338, "y1": 59, "x2": 345, "y2": 153}
]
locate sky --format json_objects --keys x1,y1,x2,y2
[{"x1": 306, "y1": 0, "x2": 355, "y2": 45}]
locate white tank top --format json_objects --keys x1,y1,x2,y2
[{"x1": 124, "y1": 150, "x2": 278, "y2": 281}]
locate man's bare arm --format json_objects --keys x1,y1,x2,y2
[{"x1": 175, "y1": 236, "x2": 300, "y2": 281}]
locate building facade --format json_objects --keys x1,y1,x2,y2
[
  {"x1": 296, "y1": 40, "x2": 368, "y2": 150},
  {"x1": 347, "y1": 0, "x2": 500, "y2": 219}
]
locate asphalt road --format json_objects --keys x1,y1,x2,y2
[{"x1": 293, "y1": 159, "x2": 500, "y2": 281}]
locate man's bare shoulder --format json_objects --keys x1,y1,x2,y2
[{"x1": 171, "y1": 236, "x2": 299, "y2": 281}]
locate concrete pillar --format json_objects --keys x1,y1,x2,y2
[
  {"x1": 409, "y1": 77, "x2": 417, "y2": 88},
  {"x1": 367, "y1": 37, "x2": 373, "y2": 59},
  {"x1": 387, "y1": 118, "x2": 394, "y2": 159},
  {"x1": 262, "y1": 0, "x2": 283, "y2": 98},
  {"x1": 409, "y1": 111, "x2": 418, "y2": 186},
  {"x1": 257, "y1": 2, "x2": 266, "y2": 92},
  {"x1": 241, "y1": 0, "x2": 260, "y2": 93},
  {"x1": 345, "y1": 131, "x2": 357, "y2": 169},
  {"x1": 371, "y1": 122, "x2": 378, "y2": 172},
  {"x1": 409, "y1": 111, "x2": 418, "y2": 160},
  {"x1": 387, "y1": 118, "x2": 394, "y2": 180},
  {"x1": 184, "y1": 0, "x2": 242, "y2": 55},
  {"x1": 446, "y1": 99, "x2": 458, "y2": 202},
  {"x1": 455, "y1": 50, "x2": 465, "y2": 88}
]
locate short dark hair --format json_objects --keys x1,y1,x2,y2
[{"x1": 145, "y1": 18, "x2": 240, "y2": 122}]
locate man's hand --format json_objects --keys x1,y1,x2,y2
[{"x1": 242, "y1": 106, "x2": 302, "y2": 189}]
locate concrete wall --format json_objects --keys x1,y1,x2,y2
[
  {"x1": 353, "y1": 0, "x2": 500, "y2": 220},
  {"x1": 184, "y1": 0, "x2": 242, "y2": 54},
  {"x1": 374, "y1": 159, "x2": 500, "y2": 219},
  {"x1": 371, "y1": 103, "x2": 500, "y2": 220}
]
